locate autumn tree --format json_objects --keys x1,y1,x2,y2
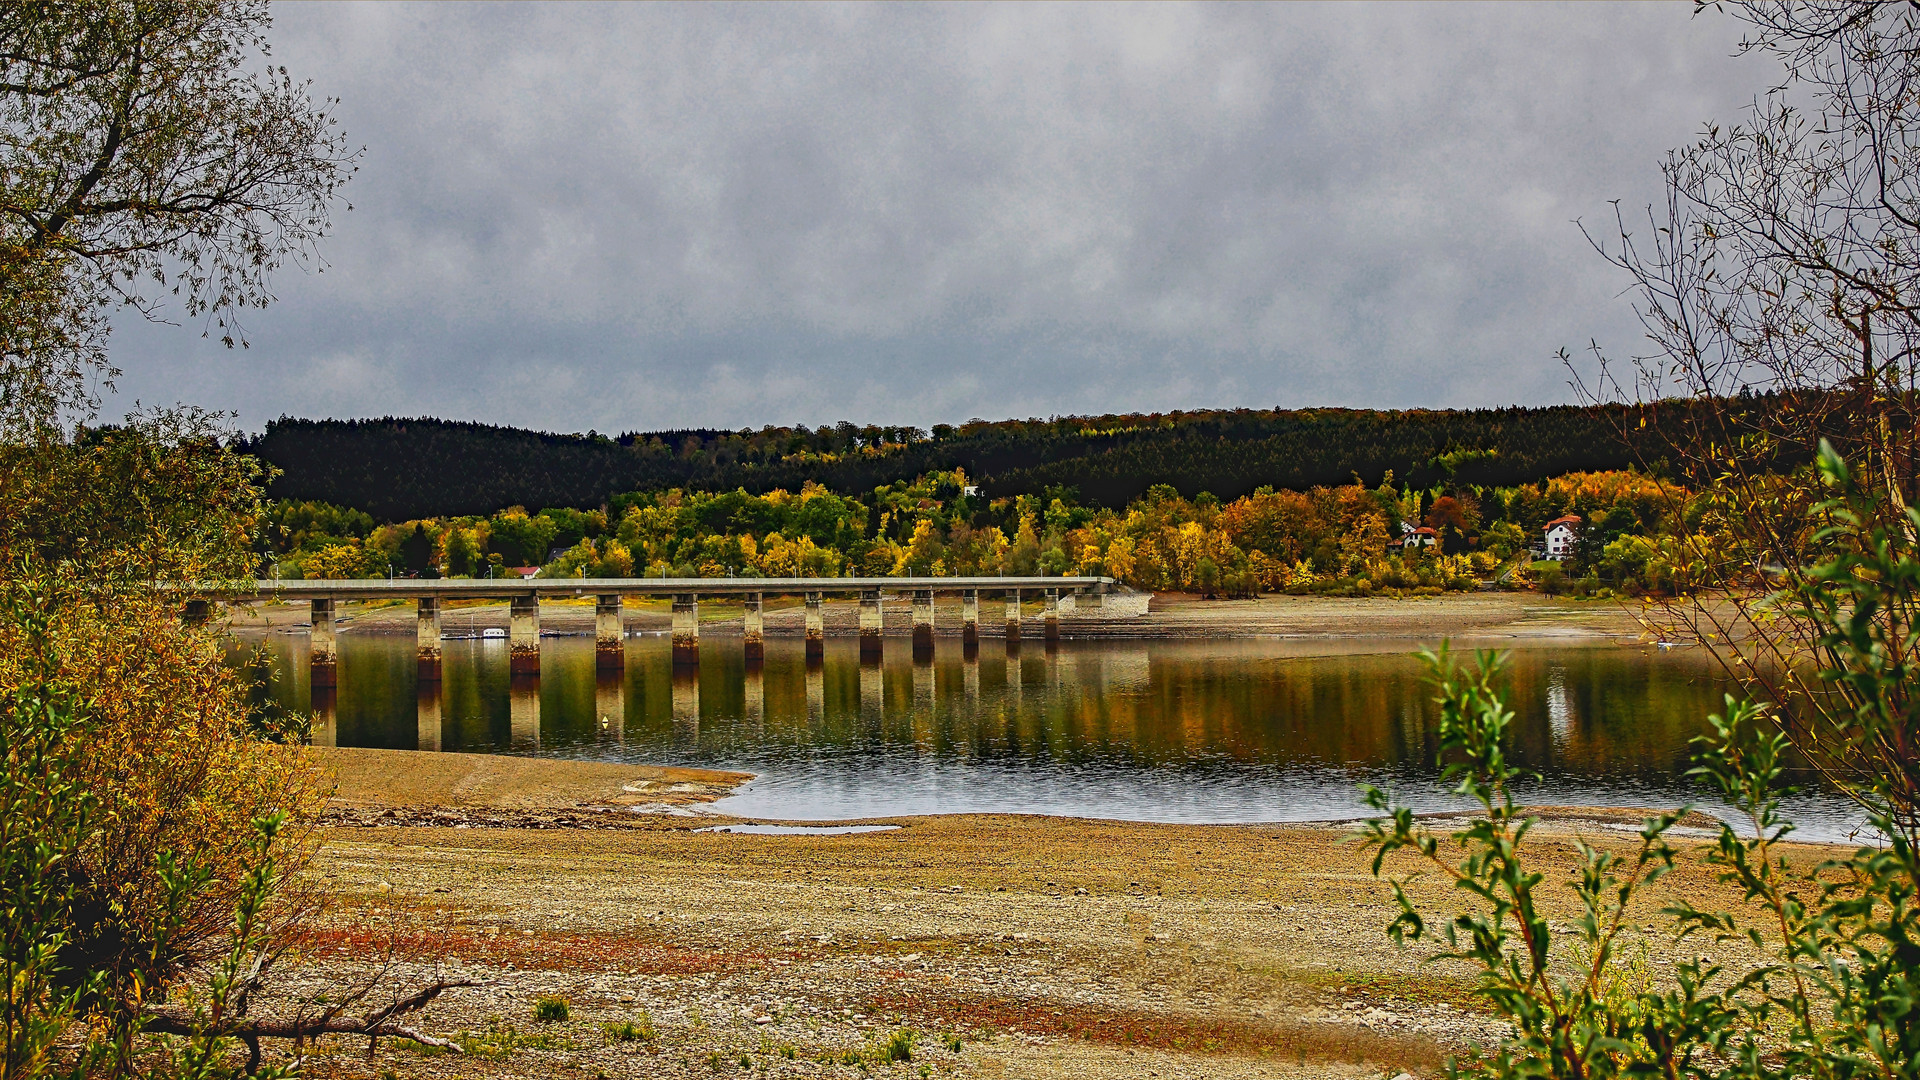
[{"x1": 0, "y1": 2, "x2": 373, "y2": 1070}]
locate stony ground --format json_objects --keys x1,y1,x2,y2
[{"x1": 252, "y1": 794, "x2": 1780, "y2": 1080}]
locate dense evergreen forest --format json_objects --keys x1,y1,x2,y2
[{"x1": 244, "y1": 403, "x2": 1687, "y2": 521}]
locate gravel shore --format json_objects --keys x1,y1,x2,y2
[{"x1": 264, "y1": 748, "x2": 1797, "y2": 1080}]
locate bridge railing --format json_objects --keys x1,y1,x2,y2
[{"x1": 231, "y1": 575, "x2": 1117, "y2": 599}]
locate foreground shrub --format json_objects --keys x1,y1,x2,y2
[
  {"x1": 1362, "y1": 645, "x2": 1920, "y2": 1079},
  {"x1": 0, "y1": 627, "x2": 97, "y2": 1078},
  {"x1": 1356, "y1": 444, "x2": 1920, "y2": 1080},
  {"x1": 0, "y1": 573, "x2": 326, "y2": 1074}
]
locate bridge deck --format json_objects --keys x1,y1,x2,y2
[{"x1": 232, "y1": 576, "x2": 1116, "y2": 600}]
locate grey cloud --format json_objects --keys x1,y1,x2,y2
[{"x1": 104, "y1": 1, "x2": 1769, "y2": 433}]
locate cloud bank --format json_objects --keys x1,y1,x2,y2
[{"x1": 103, "y1": 2, "x2": 1768, "y2": 433}]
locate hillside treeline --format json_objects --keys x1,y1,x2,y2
[
  {"x1": 243, "y1": 403, "x2": 1697, "y2": 521},
  {"x1": 265, "y1": 464, "x2": 1708, "y2": 599}
]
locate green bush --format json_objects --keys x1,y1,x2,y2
[
  {"x1": 533, "y1": 995, "x2": 570, "y2": 1023},
  {"x1": 887, "y1": 1029, "x2": 915, "y2": 1062},
  {"x1": 1354, "y1": 435, "x2": 1920, "y2": 1080},
  {"x1": 602, "y1": 1014, "x2": 655, "y2": 1042},
  {"x1": 1362, "y1": 633, "x2": 1919, "y2": 1074},
  {"x1": 0, "y1": 639, "x2": 97, "y2": 1078}
]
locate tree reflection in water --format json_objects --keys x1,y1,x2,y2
[{"x1": 230, "y1": 635, "x2": 1860, "y2": 839}]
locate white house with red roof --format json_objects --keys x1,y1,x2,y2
[
  {"x1": 1542, "y1": 515, "x2": 1581, "y2": 560},
  {"x1": 1399, "y1": 523, "x2": 1437, "y2": 549}
]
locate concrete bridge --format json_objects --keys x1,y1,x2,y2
[{"x1": 214, "y1": 576, "x2": 1121, "y2": 686}]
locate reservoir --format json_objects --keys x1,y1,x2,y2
[{"x1": 234, "y1": 633, "x2": 1864, "y2": 841}]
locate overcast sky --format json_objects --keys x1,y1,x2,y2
[{"x1": 102, "y1": 1, "x2": 1769, "y2": 436}]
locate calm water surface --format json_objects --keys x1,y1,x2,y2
[{"x1": 233, "y1": 634, "x2": 1864, "y2": 840}]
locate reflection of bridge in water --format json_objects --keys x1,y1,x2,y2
[{"x1": 234, "y1": 576, "x2": 1133, "y2": 747}]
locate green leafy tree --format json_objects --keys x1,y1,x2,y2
[
  {"x1": 443, "y1": 526, "x2": 477, "y2": 577},
  {"x1": 485, "y1": 509, "x2": 556, "y2": 568}
]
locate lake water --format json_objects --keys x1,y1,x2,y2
[{"x1": 233, "y1": 634, "x2": 1865, "y2": 841}]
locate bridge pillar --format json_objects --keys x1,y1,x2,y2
[
  {"x1": 417, "y1": 596, "x2": 442, "y2": 680},
  {"x1": 1004, "y1": 588, "x2": 1021, "y2": 647},
  {"x1": 509, "y1": 594, "x2": 540, "y2": 676},
  {"x1": 1044, "y1": 588, "x2": 1061, "y2": 645},
  {"x1": 742, "y1": 591, "x2": 764, "y2": 664},
  {"x1": 596, "y1": 594, "x2": 624, "y2": 670},
  {"x1": 804, "y1": 591, "x2": 825, "y2": 662},
  {"x1": 961, "y1": 588, "x2": 979, "y2": 651},
  {"x1": 310, "y1": 598, "x2": 337, "y2": 687},
  {"x1": 672, "y1": 593, "x2": 699, "y2": 667},
  {"x1": 911, "y1": 589, "x2": 935, "y2": 660},
  {"x1": 859, "y1": 589, "x2": 883, "y2": 661}
]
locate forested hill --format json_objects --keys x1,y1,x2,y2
[{"x1": 243, "y1": 405, "x2": 1681, "y2": 521}]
